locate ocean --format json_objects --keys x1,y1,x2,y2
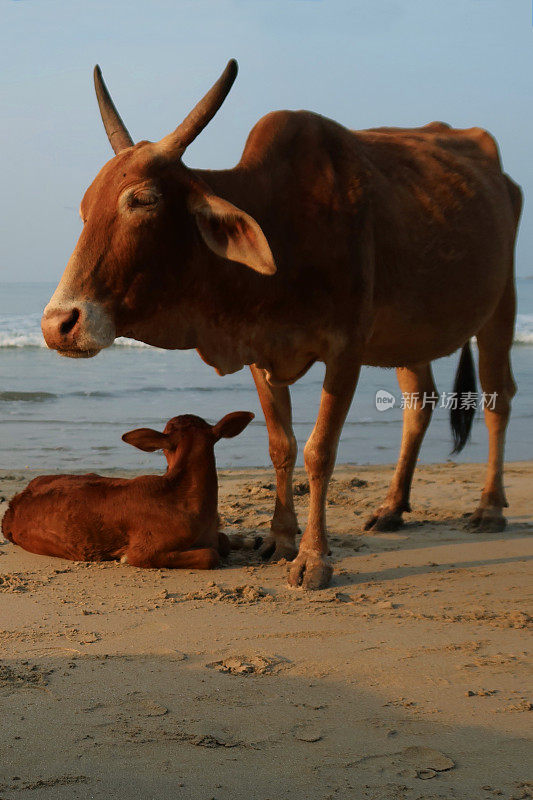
[{"x1": 1, "y1": 280, "x2": 532, "y2": 472}]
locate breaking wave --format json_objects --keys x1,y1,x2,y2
[
  {"x1": 0, "y1": 314, "x2": 152, "y2": 349},
  {"x1": 515, "y1": 314, "x2": 533, "y2": 344}
]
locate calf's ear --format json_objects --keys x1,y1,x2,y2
[
  {"x1": 122, "y1": 428, "x2": 169, "y2": 452},
  {"x1": 188, "y1": 193, "x2": 277, "y2": 276},
  {"x1": 212, "y1": 411, "x2": 254, "y2": 440}
]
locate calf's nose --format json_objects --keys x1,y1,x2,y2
[{"x1": 41, "y1": 307, "x2": 81, "y2": 349}]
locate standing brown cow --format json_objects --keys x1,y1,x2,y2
[{"x1": 41, "y1": 60, "x2": 521, "y2": 589}]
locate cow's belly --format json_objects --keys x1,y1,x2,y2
[
  {"x1": 363, "y1": 282, "x2": 504, "y2": 368},
  {"x1": 363, "y1": 317, "x2": 474, "y2": 367}
]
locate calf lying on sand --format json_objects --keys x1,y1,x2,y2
[{"x1": 2, "y1": 411, "x2": 254, "y2": 569}]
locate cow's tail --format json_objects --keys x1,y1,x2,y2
[{"x1": 450, "y1": 341, "x2": 477, "y2": 454}]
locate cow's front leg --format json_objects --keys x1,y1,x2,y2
[
  {"x1": 250, "y1": 366, "x2": 299, "y2": 561},
  {"x1": 288, "y1": 359, "x2": 361, "y2": 589}
]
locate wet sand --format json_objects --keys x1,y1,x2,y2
[{"x1": 0, "y1": 462, "x2": 531, "y2": 800}]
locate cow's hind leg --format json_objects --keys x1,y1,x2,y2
[
  {"x1": 250, "y1": 366, "x2": 299, "y2": 561},
  {"x1": 365, "y1": 364, "x2": 436, "y2": 531},
  {"x1": 469, "y1": 280, "x2": 516, "y2": 532}
]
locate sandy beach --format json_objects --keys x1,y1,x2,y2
[{"x1": 0, "y1": 461, "x2": 531, "y2": 799}]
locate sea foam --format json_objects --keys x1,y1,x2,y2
[{"x1": 0, "y1": 314, "x2": 152, "y2": 348}]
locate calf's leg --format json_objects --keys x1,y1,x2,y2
[
  {"x1": 250, "y1": 365, "x2": 299, "y2": 561},
  {"x1": 288, "y1": 359, "x2": 360, "y2": 589},
  {"x1": 123, "y1": 547, "x2": 220, "y2": 570},
  {"x1": 365, "y1": 363, "x2": 436, "y2": 531}
]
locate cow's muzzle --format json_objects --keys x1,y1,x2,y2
[{"x1": 41, "y1": 300, "x2": 116, "y2": 358}]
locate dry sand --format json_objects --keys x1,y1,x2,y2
[{"x1": 0, "y1": 462, "x2": 531, "y2": 800}]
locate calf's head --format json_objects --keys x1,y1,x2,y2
[
  {"x1": 42, "y1": 60, "x2": 275, "y2": 358},
  {"x1": 122, "y1": 411, "x2": 254, "y2": 472}
]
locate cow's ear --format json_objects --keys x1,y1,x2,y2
[
  {"x1": 188, "y1": 193, "x2": 276, "y2": 276},
  {"x1": 122, "y1": 428, "x2": 169, "y2": 452},
  {"x1": 212, "y1": 411, "x2": 254, "y2": 440}
]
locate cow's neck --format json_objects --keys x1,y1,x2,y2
[
  {"x1": 194, "y1": 167, "x2": 260, "y2": 216},
  {"x1": 143, "y1": 166, "x2": 261, "y2": 374}
]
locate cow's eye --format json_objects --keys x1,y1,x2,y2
[{"x1": 130, "y1": 189, "x2": 160, "y2": 208}]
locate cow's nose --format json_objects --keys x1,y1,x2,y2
[
  {"x1": 41, "y1": 307, "x2": 81, "y2": 350},
  {"x1": 58, "y1": 307, "x2": 80, "y2": 335}
]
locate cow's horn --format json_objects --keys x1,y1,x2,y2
[
  {"x1": 93, "y1": 65, "x2": 134, "y2": 154},
  {"x1": 160, "y1": 59, "x2": 238, "y2": 156}
]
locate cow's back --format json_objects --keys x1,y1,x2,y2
[
  {"x1": 201, "y1": 110, "x2": 519, "y2": 368},
  {"x1": 237, "y1": 111, "x2": 516, "y2": 271}
]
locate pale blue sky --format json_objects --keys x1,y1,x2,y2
[{"x1": 1, "y1": 0, "x2": 532, "y2": 280}]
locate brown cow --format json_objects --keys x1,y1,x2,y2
[
  {"x1": 41, "y1": 60, "x2": 522, "y2": 589},
  {"x1": 2, "y1": 412, "x2": 254, "y2": 568}
]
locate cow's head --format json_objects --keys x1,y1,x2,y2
[{"x1": 42, "y1": 60, "x2": 276, "y2": 358}]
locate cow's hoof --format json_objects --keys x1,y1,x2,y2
[
  {"x1": 287, "y1": 551, "x2": 333, "y2": 590},
  {"x1": 364, "y1": 510, "x2": 404, "y2": 532},
  {"x1": 466, "y1": 508, "x2": 507, "y2": 533},
  {"x1": 257, "y1": 534, "x2": 298, "y2": 562}
]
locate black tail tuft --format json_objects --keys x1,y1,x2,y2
[{"x1": 450, "y1": 341, "x2": 477, "y2": 454}]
